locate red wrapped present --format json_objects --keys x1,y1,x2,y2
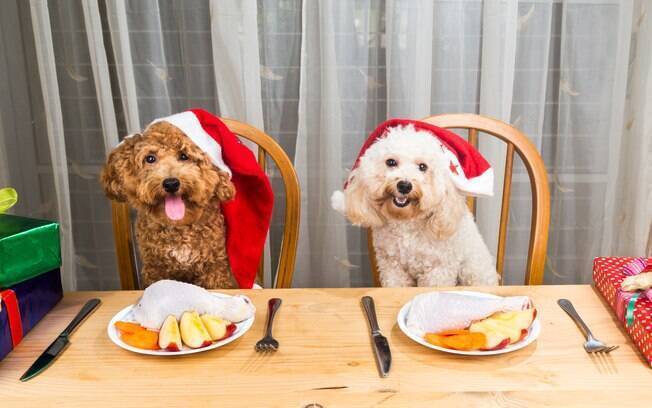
[{"x1": 593, "y1": 257, "x2": 652, "y2": 367}]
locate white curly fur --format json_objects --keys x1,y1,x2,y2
[{"x1": 332, "y1": 125, "x2": 498, "y2": 287}]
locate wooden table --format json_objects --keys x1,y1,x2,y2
[{"x1": 1, "y1": 286, "x2": 651, "y2": 407}]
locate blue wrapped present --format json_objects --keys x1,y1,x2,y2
[{"x1": 0, "y1": 268, "x2": 63, "y2": 360}]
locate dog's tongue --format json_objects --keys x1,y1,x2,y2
[{"x1": 164, "y1": 195, "x2": 185, "y2": 220}]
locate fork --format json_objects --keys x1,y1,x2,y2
[
  {"x1": 255, "y1": 298, "x2": 282, "y2": 352},
  {"x1": 558, "y1": 299, "x2": 619, "y2": 354}
]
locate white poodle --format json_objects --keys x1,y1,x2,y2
[{"x1": 332, "y1": 121, "x2": 498, "y2": 287}]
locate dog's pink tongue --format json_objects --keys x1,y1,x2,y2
[{"x1": 164, "y1": 195, "x2": 185, "y2": 220}]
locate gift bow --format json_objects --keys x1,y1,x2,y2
[
  {"x1": 0, "y1": 188, "x2": 17, "y2": 213},
  {"x1": 618, "y1": 258, "x2": 652, "y2": 327}
]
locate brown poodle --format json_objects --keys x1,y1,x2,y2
[{"x1": 101, "y1": 122, "x2": 238, "y2": 288}]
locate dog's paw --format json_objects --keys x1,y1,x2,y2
[{"x1": 331, "y1": 190, "x2": 346, "y2": 213}]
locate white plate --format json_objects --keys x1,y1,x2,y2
[
  {"x1": 107, "y1": 292, "x2": 255, "y2": 356},
  {"x1": 397, "y1": 290, "x2": 540, "y2": 356}
]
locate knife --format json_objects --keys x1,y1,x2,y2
[
  {"x1": 20, "y1": 298, "x2": 101, "y2": 382},
  {"x1": 361, "y1": 296, "x2": 391, "y2": 377}
]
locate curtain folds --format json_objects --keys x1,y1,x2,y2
[
  {"x1": 0, "y1": 0, "x2": 650, "y2": 289},
  {"x1": 29, "y1": 0, "x2": 77, "y2": 290}
]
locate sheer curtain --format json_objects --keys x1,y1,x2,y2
[{"x1": 0, "y1": 0, "x2": 649, "y2": 290}]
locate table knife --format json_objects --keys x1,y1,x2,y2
[
  {"x1": 361, "y1": 296, "x2": 391, "y2": 377},
  {"x1": 20, "y1": 298, "x2": 101, "y2": 382}
]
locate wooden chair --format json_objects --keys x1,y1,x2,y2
[
  {"x1": 111, "y1": 118, "x2": 300, "y2": 289},
  {"x1": 367, "y1": 113, "x2": 551, "y2": 286}
]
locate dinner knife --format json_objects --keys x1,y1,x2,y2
[
  {"x1": 20, "y1": 298, "x2": 101, "y2": 382},
  {"x1": 361, "y1": 296, "x2": 391, "y2": 377}
]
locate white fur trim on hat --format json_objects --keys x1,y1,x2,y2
[
  {"x1": 431, "y1": 137, "x2": 494, "y2": 197},
  {"x1": 148, "y1": 111, "x2": 232, "y2": 176},
  {"x1": 331, "y1": 190, "x2": 346, "y2": 213}
]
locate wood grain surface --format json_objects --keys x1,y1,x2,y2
[{"x1": 1, "y1": 286, "x2": 651, "y2": 407}]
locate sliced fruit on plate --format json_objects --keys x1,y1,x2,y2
[
  {"x1": 224, "y1": 323, "x2": 237, "y2": 339},
  {"x1": 114, "y1": 321, "x2": 146, "y2": 335},
  {"x1": 469, "y1": 308, "x2": 536, "y2": 349},
  {"x1": 180, "y1": 311, "x2": 213, "y2": 348},
  {"x1": 424, "y1": 330, "x2": 486, "y2": 351},
  {"x1": 200, "y1": 315, "x2": 231, "y2": 341},
  {"x1": 121, "y1": 329, "x2": 160, "y2": 350},
  {"x1": 159, "y1": 315, "x2": 182, "y2": 351}
]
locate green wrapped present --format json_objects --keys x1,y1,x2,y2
[{"x1": 0, "y1": 214, "x2": 61, "y2": 288}]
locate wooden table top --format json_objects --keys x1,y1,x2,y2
[{"x1": 0, "y1": 285, "x2": 651, "y2": 407}]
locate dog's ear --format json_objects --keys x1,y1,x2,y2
[
  {"x1": 342, "y1": 171, "x2": 385, "y2": 228},
  {"x1": 100, "y1": 134, "x2": 141, "y2": 202},
  {"x1": 424, "y1": 180, "x2": 467, "y2": 240},
  {"x1": 214, "y1": 170, "x2": 235, "y2": 202}
]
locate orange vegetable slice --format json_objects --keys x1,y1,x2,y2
[
  {"x1": 114, "y1": 321, "x2": 146, "y2": 334},
  {"x1": 121, "y1": 329, "x2": 160, "y2": 350},
  {"x1": 424, "y1": 330, "x2": 487, "y2": 351}
]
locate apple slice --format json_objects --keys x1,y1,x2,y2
[
  {"x1": 180, "y1": 311, "x2": 212, "y2": 348},
  {"x1": 469, "y1": 319, "x2": 511, "y2": 350},
  {"x1": 224, "y1": 323, "x2": 237, "y2": 339},
  {"x1": 490, "y1": 308, "x2": 537, "y2": 341},
  {"x1": 200, "y1": 315, "x2": 229, "y2": 341},
  {"x1": 470, "y1": 308, "x2": 536, "y2": 349},
  {"x1": 159, "y1": 315, "x2": 182, "y2": 351},
  {"x1": 486, "y1": 308, "x2": 536, "y2": 344}
]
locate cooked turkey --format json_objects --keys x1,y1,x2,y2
[
  {"x1": 406, "y1": 291, "x2": 531, "y2": 337},
  {"x1": 132, "y1": 280, "x2": 255, "y2": 329}
]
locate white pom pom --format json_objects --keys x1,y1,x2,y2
[{"x1": 331, "y1": 190, "x2": 346, "y2": 213}]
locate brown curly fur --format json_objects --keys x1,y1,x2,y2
[{"x1": 100, "y1": 122, "x2": 238, "y2": 288}]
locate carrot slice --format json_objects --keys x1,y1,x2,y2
[
  {"x1": 121, "y1": 330, "x2": 160, "y2": 350},
  {"x1": 435, "y1": 329, "x2": 469, "y2": 336},
  {"x1": 424, "y1": 333, "x2": 447, "y2": 347},
  {"x1": 114, "y1": 321, "x2": 145, "y2": 334},
  {"x1": 424, "y1": 330, "x2": 487, "y2": 351}
]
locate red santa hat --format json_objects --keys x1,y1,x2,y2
[
  {"x1": 346, "y1": 118, "x2": 493, "y2": 196},
  {"x1": 148, "y1": 109, "x2": 273, "y2": 289}
]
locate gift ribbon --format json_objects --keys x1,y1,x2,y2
[
  {"x1": 0, "y1": 187, "x2": 17, "y2": 213},
  {"x1": 620, "y1": 257, "x2": 652, "y2": 327},
  {"x1": 0, "y1": 289, "x2": 24, "y2": 347},
  {"x1": 625, "y1": 292, "x2": 641, "y2": 328}
]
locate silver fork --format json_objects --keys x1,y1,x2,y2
[
  {"x1": 255, "y1": 298, "x2": 282, "y2": 352},
  {"x1": 558, "y1": 299, "x2": 619, "y2": 354}
]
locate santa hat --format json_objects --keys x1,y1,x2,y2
[
  {"x1": 344, "y1": 118, "x2": 493, "y2": 196},
  {"x1": 148, "y1": 109, "x2": 273, "y2": 289}
]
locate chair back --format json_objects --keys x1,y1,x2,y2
[
  {"x1": 367, "y1": 113, "x2": 550, "y2": 286},
  {"x1": 111, "y1": 118, "x2": 300, "y2": 289}
]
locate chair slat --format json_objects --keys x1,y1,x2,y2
[
  {"x1": 111, "y1": 201, "x2": 138, "y2": 290},
  {"x1": 257, "y1": 148, "x2": 266, "y2": 285},
  {"x1": 257, "y1": 146, "x2": 266, "y2": 171},
  {"x1": 466, "y1": 129, "x2": 478, "y2": 216},
  {"x1": 367, "y1": 230, "x2": 381, "y2": 287},
  {"x1": 496, "y1": 142, "x2": 515, "y2": 279}
]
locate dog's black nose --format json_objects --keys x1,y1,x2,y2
[
  {"x1": 397, "y1": 180, "x2": 412, "y2": 194},
  {"x1": 162, "y1": 178, "x2": 180, "y2": 193}
]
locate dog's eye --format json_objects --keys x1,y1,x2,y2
[
  {"x1": 144, "y1": 154, "x2": 157, "y2": 164},
  {"x1": 418, "y1": 163, "x2": 428, "y2": 172},
  {"x1": 179, "y1": 153, "x2": 189, "y2": 161},
  {"x1": 385, "y1": 158, "x2": 397, "y2": 167}
]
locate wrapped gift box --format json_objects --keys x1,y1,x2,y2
[
  {"x1": 0, "y1": 214, "x2": 61, "y2": 287},
  {"x1": 0, "y1": 214, "x2": 62, "y2": 360},
  {"x1": 0, "y1": 268, "x2": 63, "y2": 360},
  {"x1": 593, "y1": 257, "x2": 652, "y2": 367}
]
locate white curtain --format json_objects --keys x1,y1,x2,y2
[{"x1": 0, "y1": 0, "x2": 650, "y2": 289}]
